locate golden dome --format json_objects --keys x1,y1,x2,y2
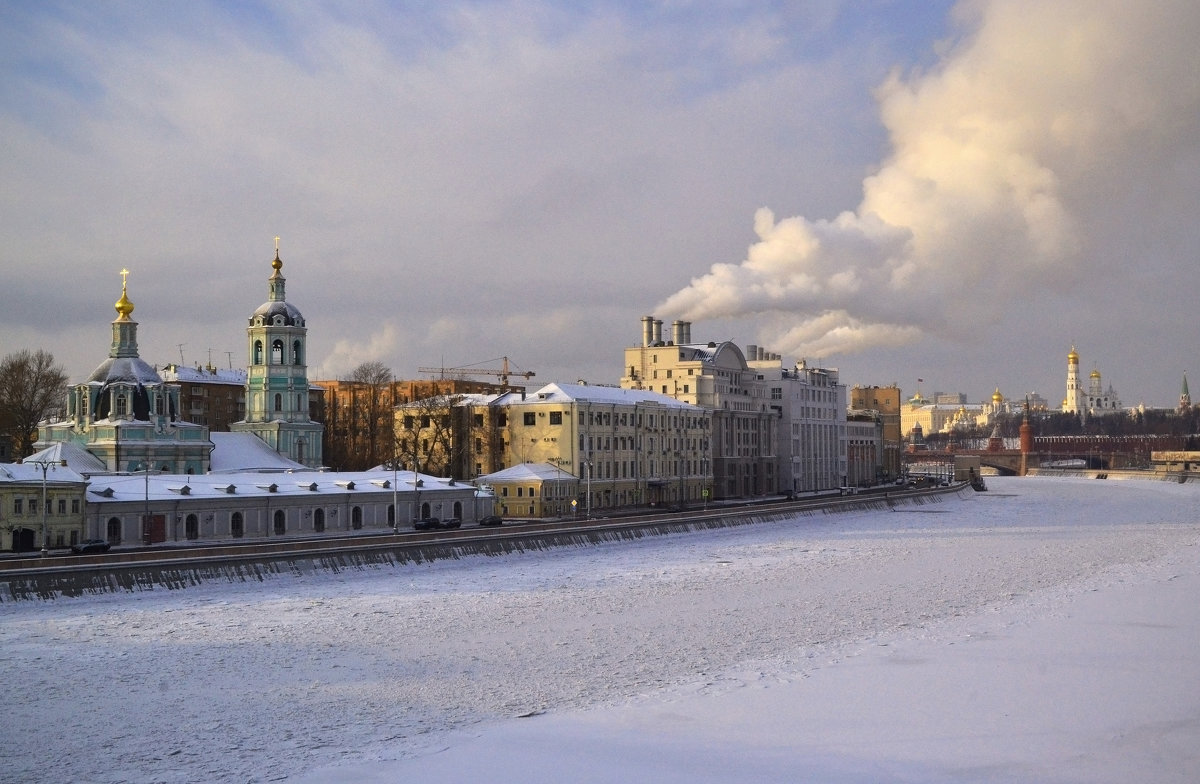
[
  {"x1": 992, "y1": 387, "x2": 1003, "y2": 403},
  {"x1": 1068, "y1": 346, "x2": 1079, "y2": 364},
  {"x1": 1090, "y1": 369, "x2": 1101, "y2": 379},
  {"x1": 115, "y1": 268, "x2": 134, "y2": 319}
]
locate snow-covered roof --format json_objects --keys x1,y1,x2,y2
[
  {"x1": 86, "y1": 356, "x2": 163, "y2": 386},
  {"x1": 160, "y1": 364, "x2": 247, "y2": 385},
  {"x1": 496, "y1": 382, "x2": 704, "y2": 410},
  {"x1": 478, "y1": 462, "x2": 579, "y2": 482},
  {"x1": 209, "y1": 432, "x2": 308, "y2": 473},
  {"x1": 84, "y1": 468, "x2": 463, "y2": 505},
  {"x1": 0, "y1": 460, "x2": 87, "y2": 485},
  {"x1": 23, "y1": 442, "x2": 109, "y2": 475}
]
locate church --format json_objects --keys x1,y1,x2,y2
[
  {"x1": 34, "y1": 245, "x2": 323, "y2": 471},
  {"x1": 1061, "y1": 346, "x2": 1124, "y2": 419}
]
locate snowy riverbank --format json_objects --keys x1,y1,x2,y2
[{"x1": 2, "y1": 476, "x2": 1198, "y2": 783}]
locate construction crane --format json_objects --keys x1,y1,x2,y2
[{"x1": 417, "y1": 356, "x2": 535, "y2": 387}]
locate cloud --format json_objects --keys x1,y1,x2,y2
[{"x1": 656, "y1": 0, "x2": 1200, "y2": 361}]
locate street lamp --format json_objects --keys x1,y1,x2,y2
[{"x1": 25, "y1": 458, "x2": 66, "y2": 558}]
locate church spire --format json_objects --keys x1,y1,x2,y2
[
  {"x1": 1180, "y1": 372, "x2": 1191, "y2": 413},
  {"x1": 269, "y1": 237, "x2": 286, "y2": 302},
  {"x1": 110, "y1": 268, "x2": 139, "y2": 358}
]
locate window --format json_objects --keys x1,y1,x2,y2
[
  {"x1": 523, "y1": 412, "x2": 536, "y2": 426},
  {"x1": 28, "y1": 499, "x2": 37, "y2": 515},
  {"x1": 314, "y1": 508, "x2": 325, "y2": 533},
  {"x1": 231, "y1": 512, "x2": 244, "y2": 538},
  {"x1": 549, "y1": 411, "x2": 562, "y2": 425},
  {"x1": 273, "y1": 509, "x2": 286, "y2": 535},
  {"x1": 271, "y1": 339, "x2": 284, "y2": 364},
  {"x1": 352, "y1": 506, "x2": 362, "y2": 530},
  {"x1": 57, "y1": 499, "x2": 66, "y2": 514},
  {"x1": 14, "y1": 499, "x2": 22, "y2": 514},
  {"x1": 72, "y1": 499, "x2": 80, "y2": 514},
  {"x1": 185, "y1": 514, "x2": 199, "y2": 540},
  {"x1": 403, "y1": 415, "x2": 414, "y2": 430},
  {"x1": 254, "y1": 340, "x2": 263, "y2": 364},
  {"x1": 274, "y1": 393, "x2": 282, "y2": 412},
  {"x1": 293, "y1": 340, "x2": 303, "y2": 365},
  {"x1": 115, "y1": 393, "x2": 127, "y2": 416}
]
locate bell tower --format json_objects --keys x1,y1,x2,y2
[{"x1": 231, "y1": 240, "x2": 323, "y2": 467}]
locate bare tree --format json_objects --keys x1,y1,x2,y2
[
  {"x1": 322, "y1": 361, "x2": 395, "y2": 470},
  {"x1": 0, "y1": 349, "x2": 69, "y2": 458}
]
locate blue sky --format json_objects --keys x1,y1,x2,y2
[{"x1": 2, "y1": 1, "x2": 1197, "y2": 408}]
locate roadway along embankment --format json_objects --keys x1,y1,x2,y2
[{"x1": 0, "y1": 485, "x2": 968, "y2": 601}]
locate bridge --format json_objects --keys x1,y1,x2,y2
[{"x1": 905, "y1": 434, "x2": 1184, "y2": 475}]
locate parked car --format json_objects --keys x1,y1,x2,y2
[
  {"x1": 413, "y1": 517, "x2": 441, "y2": 531},
  {"x1": 478, "y1": 515, "x2": 504, "y2": 527},
  {"x1": 71, "y1": 539, "x2": 111, "y2": 554},
  {"x1": 441, "y1": 518, "x2": 462, "y2": 529}
]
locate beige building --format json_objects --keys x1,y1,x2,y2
[
  {"x1": 1, "y1": 459, "x2": 88, "y2": 552},
  {"x1": 399, "y1": 382, "x2": 710, "y2": 516},
  {"x1": 620, "y1": 317, "x2": 777, "y2": 499},
  {"x1": 849, "y1": 385, "x2": 902, "y2": 480}
]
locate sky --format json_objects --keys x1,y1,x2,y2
[
  {"x1": 3, "y1": 476, "x2": 1199, "y2": 782},
  {"x1": 2, "y1": 1, "x2": 1197, "y2": 408}
]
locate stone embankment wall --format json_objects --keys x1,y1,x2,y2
[{"x1": 1, "y1": 487, "x2": 966, "y2": 601}]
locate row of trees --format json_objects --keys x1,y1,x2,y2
[{"x1": 0, "y1": 350, "x2": 69, "y2": 459}]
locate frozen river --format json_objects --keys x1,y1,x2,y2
[{"x1": 2, "y1": 475, "x2": 1198, "y2": 783}]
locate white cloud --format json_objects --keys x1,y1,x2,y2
[{"x1": 656, "y1": 0, "x2": 1200, "y2": 366}]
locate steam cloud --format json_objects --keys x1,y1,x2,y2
[{"x1": 657, "y1": 0, "x2": 1200, "y2": 358}]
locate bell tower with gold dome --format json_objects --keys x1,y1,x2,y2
[{"x1": 230, "y1": 241, "x2": 323, "y2": 468}]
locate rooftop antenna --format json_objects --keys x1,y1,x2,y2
[
  {"x1": 177, "y1": 343, "x2": 186, "y2": 364},
  {"x1": 225, "y1": 351, "x2": 234, "y2": 369}
]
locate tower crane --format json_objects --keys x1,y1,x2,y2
[{"x1": 417, "y1": 356, "x2": 535, "y2": 387}]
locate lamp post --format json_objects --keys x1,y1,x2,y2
[{"x1": 27, "y1": 458, "x2": 65, "y2": 557}]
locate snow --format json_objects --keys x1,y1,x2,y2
[{"x1": 2, "y1": 476, "x2": 1198, "y2": 783}]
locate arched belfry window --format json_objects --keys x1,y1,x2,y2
[
  {"x1": 254, "y1": 340, "x2": 264, "y2": 365},
  {"x1": 293, "y1": 340, "x2": 303, "y2": 365},
  {"x1": 115, "y1": 392, "x2": 127, "y2": 416},
  {"x1": 271, "y1": 339, "x2": 284, "y2": 364}
]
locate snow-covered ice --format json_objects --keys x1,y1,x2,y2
[{"x1": 2, "y1": 476, "x2": 1198, "y2": 783}]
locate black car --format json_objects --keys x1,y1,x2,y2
[
  {"x1": 478, "y1": 515, "x2": 504, "y2": 527},
  {"x1": 412, "y1": 517, "x2": 441, "y2": 531},
  {"x1": 71, "y1": 539, "x2": 111, "y2": 554}
]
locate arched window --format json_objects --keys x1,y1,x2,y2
[
  {"x1": 274, "y1": 393, "x2": 282, "y2": 412},
  {"x1": 273, "y1": 509, "x2": 286, "y2": 535},
  {"x1": 231, "y1": 512, "x2": 244, "y2": 538},
  {"x1": 351, "y1": 506, "x2": 363, "y2": 530},
  {"x1": 106, "y1": 517, "x2": 122, "y2": 544},
  {"x1": 314, "y1": 508, "x2": 325, "y2": 533},
  {"x1": 185, "y1": 514, "x2": 199, "y2": 540},
  {"x1": 420, "y1": 502, "x2": 431, "y2": 520},
  {"x1": 271, "y1": 339, "x2": 284, "y2": 364},
  {"x1": 453, "y1": 501, "x2": 462, "y2": 519},
  {"x1": 115, "y1": 393, "x2": 127, "y2": 416},
  {"x1": 253, "y1": 340, "x2": 264, "y2": 365},
  {"x1": 293, "y1": 340, "x2": 303, "y2": 365}
]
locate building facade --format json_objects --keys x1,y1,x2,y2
[
  {"x1": 620, "y1": 317, "x2": 777, "y2": 499},
  {"x1": 400, "y1": 382, "x2": 711, "y2": 516},
  {"x1": 749, "y1": 355, "x2": 849, "y2": 494},
  {"x1": 1, "y1": 461, "x2": 87, "y2": 552},
  {"x1": 160, "y1": 364, "x2": 247, "y2": 430},
  {"x1": 849, "y1": 385, "x2": 902, "y2": 480}
]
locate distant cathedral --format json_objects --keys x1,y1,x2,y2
[{"x1": 1062, "y1": 346, "x2": 1123, "y2": 419}]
